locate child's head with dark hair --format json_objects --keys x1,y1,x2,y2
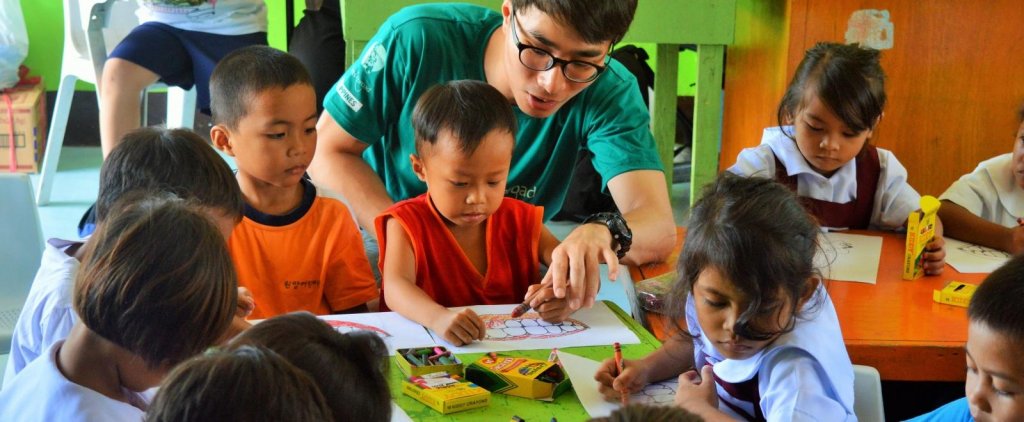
[
  {"x1": 588, "y1": 403, "x2": 704, "y2": 422},
  {"x1": 962, "y1": 256, "x2": 1024, "y2": 420},
  {"x1": 413, "y1": 80, "x2": 518, "y2": 157},
  {"x1": 509, "y1": 0, "x2": 637, "y2": 46},
  {"x1": 776, "y1": 42, "x2": 886, "y2": 178},
  {"x1": 147, "y1": 345, "x2": 332, "y2": 422},
  {"x1": 410, "y1": 80, "x2": 517, "y2": 228},
  {"x1": 74, "y1": 192, "x2": 238, "y2": 371},
  {"x1": 669, "y1": 173, "x2": 821, "y2": 357},
  {"x1": 209, "y1": 46, "x2": 318, "y2": 197},
  {"x1": 209, "y1": 45, "x2": 313, "y2": 130},
  {"x1": 228, "y1": 312, "x2": 392, "y2": 422},
  {"x1": 97, "y1": 127, "x2": 242, "y2": 234}
]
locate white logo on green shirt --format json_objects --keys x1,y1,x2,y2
[
  {"x1": 361, "y1": 43, "x2": 387, "y2": 73},
  {"x1": 336, "y1": 84, "x2": 363, "y2": 112}
]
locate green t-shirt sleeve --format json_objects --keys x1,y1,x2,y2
[
  {"x1": 582, "y1": 63, "x2": 664, "y2": 189},
  {"x1": 323, "y1": 15, "x2": 413, "y2": 145}
]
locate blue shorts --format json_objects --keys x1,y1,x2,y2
[{"x1": 108, "y1": 22, "x2": 267, "y2": 112}]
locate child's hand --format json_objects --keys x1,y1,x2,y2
[
  {"x1": 432, "y1": 308, "x2": 485, "y2": 346},
  {"x1": 923, "y1": 234, "x2": 946, "y2": 275},
  {"x1": 236, "y1": 287, "x2": 255, "y2": 318},
  {"x1": 525, "y1": 283, "x2": 573, "y2": 323},
  {"x1": 1009, "y1": 225, "x2": 1024, "y2": 255},
  {"x1": 674, "y1": 365, "x2": 719, "y2": 413},
  {"x1": 594, "y1": 358, "x2": 648, "y2": 401}
]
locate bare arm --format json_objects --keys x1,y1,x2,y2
[
  {"x1": 308, "y1": 112, "x2": 395, "y2": 236},
  {"x1": 544, "y1": 169, "x2": 676, "y2": 309},
  {"x1": 607, "y1": 169, "x2": 677, "y2": 265},
  {"x1": 381, "y1": 218, "x2": 484, "y2": 345},
  {"x1": 939, "y1": 200, "x2": 1024, "y2": 254}
]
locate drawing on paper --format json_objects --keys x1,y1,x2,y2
[
  {"x1": 956, "y1": 244, "x2": 1011, "y2": 260},
  {"x1": 630, "y1": 380, "x2": 678, "y2": 405},
  {"x1": 324, "y1": 320, "x2": 392, "y2": 338},
  {"x1": 480, "y1": 313, "x2": 589, "y2": 341}
]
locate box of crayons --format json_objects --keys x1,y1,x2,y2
[
  {"x1": 401, "y1": 371, "x2": 491, "y2": 414},
  {"x1": 395, "y1": 347, "x2": 463, "y2": 378},
  {"x1": 903, "y1": 195, "x2": 940, "y2": 280},
  {"x1": 465, "y1": 354, "x2": 571, "y2": 401},
  {"x1": 933, "y1": 281, "x2": 977, "y2": 308}
]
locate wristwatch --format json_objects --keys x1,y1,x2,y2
[{"x1": 582, "y1": 212, "x2": 632, "y2": 259}]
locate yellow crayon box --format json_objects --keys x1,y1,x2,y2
[
  {"x1": 933, "y1": 281, "x2": 978, "y2": 308},
  {"x1": 903, "y1": 196, "x2": 940, "y2": 280},
  {"x1": 401, "y1": 372, "x2": 491, "y2": 415},
  {"x1": 395, "y1": 347, "x2": 463, "y2": 378},
  {"x1": 465, "y1": 355, "x2": 571, "y2": 401}
]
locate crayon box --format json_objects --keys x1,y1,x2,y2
[
  {"x1": 395, "y1": 346, "x2": 463, "y2": 378},
  {"x1": 465, "y1": 355, "x2": 571, "y2": 401},
  {"x1": 903, "y1": 195, "x2": 940, "y2": 280},
  {"x1": 933, "y1": 281, "x2": 977, "y2": 308},
  {"x1": 401, "y1": 372, "x2": 491, "y2": 415}
]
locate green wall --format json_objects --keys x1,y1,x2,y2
[{"x1": 21, "y1": 1, "x2": 695, "y2": 95}]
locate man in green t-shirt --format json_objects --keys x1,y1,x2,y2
[{"x1": 309, "y1": 0, "x2": 675, "y2": 311}]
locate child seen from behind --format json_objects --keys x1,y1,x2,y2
[
  {"x1": 729, "y1": 41, "x2": 946, "y2": 274},
  {"x1": 939, "y1": 103, "x2": 1024, "y2": 254},
  {"x1": 0, "y1": 194, "x2": 238, "y2": 421},
  {"x1": 228, "y1": 312, "x2": 392, "y2": 422},
  {"x1": 146, "y1": 346, "x2": 332, "y2": 422},
  {"x1": 595, "y1": 174, "x2": 856, "y2": 420},
  {"x1": 376, "y1": 80, "x2": 570, "y2": 346},
  {"x1": 210, "y1": 45, "x2": 377, "y2": 319},
  {"x1": 4, "y1": 127, "x2": 247, "y2": 386}
]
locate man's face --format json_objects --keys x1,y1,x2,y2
[{"x1": 500, "y1": 3, "x2": 612, "y2": 118}]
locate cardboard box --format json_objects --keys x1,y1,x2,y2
[
  {"x1": 395, "y1": 347, "x2": 463, "y2": 378},
  {"x1": 0, "y1": 81, "x2": 47, "y2": 173},
  {"x1": 401, "y1": 372, "x2": 491, "y2": 414},
  {"x1": 933, "y1": 281, "x2": 977, "y2": 308},
  {"x1": 465, "y1": 355, "x2": 571, "y2": 401},
  {"x1": 903, "y1": 195, "x2": 940, "y2": 280}
]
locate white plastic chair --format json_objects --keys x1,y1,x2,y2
[
  {"x1": 853, "y1": 364, "x2": 885, "y2": 422},
  {"x1": 0, "y1": 173, "x2": 45, "y2": 354},
  {"x1": 37, "y1": 0, "x2": 197, "y2": 205}
]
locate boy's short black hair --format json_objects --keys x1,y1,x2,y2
[
  {"x1": 96, "y1": 127, "x2": 242, "y2": 223},
  {"x1": 412, "y1": 80, "x2": 517, "y2": 157},
  {"x1": 75, "y1": 192, "x2": 238, "y2": 369},
  {"x1": 147, "y1": 346, "x2": 332, "y2": 422},
  {"x1": 511, "y1": 0, "x2": 637, "y2": 45},
  {"x1": 209, "y1": 45, "x2": 313, "y2": 129},
  {"x1": 969, "y1": 255, "x2": 1024, "y2": 344}
]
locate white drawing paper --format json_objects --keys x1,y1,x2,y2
[
  {"x1": 815, "y1": 232, "x2": 883, "y2": 284},
  {"x1": 945, "y1": 237, "x2": 1012, "y2": 274},
  {"x1": 317, "y1": 312, "x2": 435, "y2": 355},
  {"x1": 390, "y1": 402, "x2": 413, "y2": 422},
  {"x1": 558, "y1": 351, "x2": 679, "y2": 417},
  {"x1": 429, "y1": 301, "x2": 641, "y2": 353}
]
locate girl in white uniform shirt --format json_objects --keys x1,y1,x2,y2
[
  {"x1": 595, "y1": 174, "x2": 856, "y2": 421},
  {"x1": 939, "y1": 104, "x2": 1024, "y2": 255},
  {"x1": 729, "y1": 41, "x2": 946, "y2": 275}
]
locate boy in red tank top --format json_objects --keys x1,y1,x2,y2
[{"x1": 376, "y1": 80, "x2": 572, "y2": 346}]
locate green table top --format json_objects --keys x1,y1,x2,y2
[{"x1": 389, "y1": 301, "x2": 663, "y2": 421}]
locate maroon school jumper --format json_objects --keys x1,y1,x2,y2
[
  {"x1": 774, "y1": 145, "x2": 881, "y2": 229},
  {"x1": 711, "y1": 364, "x2": 766, "y2": 421}
]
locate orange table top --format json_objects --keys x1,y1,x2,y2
[{"x1": 633, "y1": 228, "x2": 982, "y2": 382}]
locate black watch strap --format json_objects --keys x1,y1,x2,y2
[{"x1": 582, "y1": 212, "x2": 632, "y2": 259}]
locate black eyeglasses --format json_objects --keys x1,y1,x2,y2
[{"x1": 509, "y1": 9, "x2": 607, "y2": 83}]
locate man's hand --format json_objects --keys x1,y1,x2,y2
[{"x1": 542, "y1": 223, "x2": 620, "y2": 310}]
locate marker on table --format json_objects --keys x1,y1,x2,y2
[{"x1": 614, "y1": 342, "x2": 627, "y2": 406}]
